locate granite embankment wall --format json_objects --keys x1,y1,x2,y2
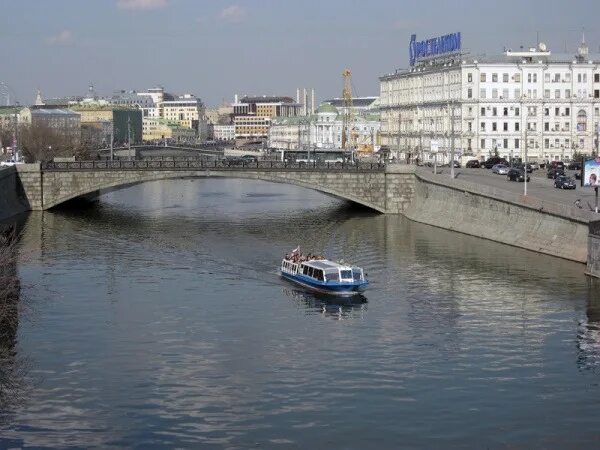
[
  {"x1": 0, "y1": 166, "x2": 30, "y2": 222},
  {"x1": 404, "y1": 169, "x2": 595, "y2": 263}
]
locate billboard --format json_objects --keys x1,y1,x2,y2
[
  {"x1": 583, "y1": 157, "x2": 600, "y2": 187},
  {"x1": 409, "y1": 32, "x2": 462, "y2": 66}
]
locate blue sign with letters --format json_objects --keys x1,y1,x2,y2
[{"x1": 409, "y1": 32, "x2": 462, "y2": 66}]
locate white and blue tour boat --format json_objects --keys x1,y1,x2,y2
[{"x1": 280, "y1": 250, "x2": 368, "y2": 296}]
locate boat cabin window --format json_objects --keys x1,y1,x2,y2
[
  {"x1": 302, "y1": 265, "x2": 308, "y2": 275},
  {"x1": 340, "y1": 270, "x2": 352, "y2": 280},
  {"x1": 325, "y1": 272, "x2": 339, "y2": 282},
  {"x1": 308, "y1": 267, "x2": 314, "y2": 278},
  {"x1": 315, "y1": 270, "x2": 324, "y2": 281},
  {"x1": 352, "y1": 269, "x2": 362, "y2": 281}
]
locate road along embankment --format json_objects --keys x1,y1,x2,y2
[
  {"x1": 403, "y1": 168, "x2": 595, "y2": 264},
  {"x1": 0, "y1": 167, "x2": 31, "y2": 222}
]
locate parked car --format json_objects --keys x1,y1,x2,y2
[
  {"x1": 452, "y1": 160, "x2": 461, "y2": 168},
  {"x1": 567, "y1": 161, "x2": 582, "y2": 171},
  {"x1": 547, "y1": 168, "x2": 565, "y2": 179},
  {"x1": 554, "y1": 175, "x2": 577, "y2": 189},
  {"x1": 529, "y1": 162, "x2": 540, "y2": 171},
  {"x1": 492, "y1": 164, "x2": 509, "y2": 174},
  {"x1": 507, "y1": 168, "x2": 530, "y2": 182},
  {"x1": 465, "y1": 159, "x2": 481, "y2": 168},
  {"x1": 484, "y1": 157, "x2": 509, "y2": 169},
  {"x1": 549, "y1": 161, "x2": 565, "y2": 170}
]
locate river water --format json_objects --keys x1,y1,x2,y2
[{"x1": 1, "y1": 178, "x2": 600, "y2": 449}]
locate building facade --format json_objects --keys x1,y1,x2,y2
[
  {"x1": 212, "y1": 124, "x2": 235, "y2": 142},
  {"x1": 142, "y1": 117, "x2": 197, "y2": 143},
  {"x1": 380, "y1": 36, "x2": 600, "y2": 163},
  {"x1": 19, "y1": 108, "x2": 81, "y2": 143},
  {"x1": 268, "y1": 102, "x2": 381, "y2": 153}
]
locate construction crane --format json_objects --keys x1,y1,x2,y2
[{"x1": 341, "y1": 68, "x2": 355, "y2": 150}]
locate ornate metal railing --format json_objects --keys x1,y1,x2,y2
[{"x1": 41, "y1": 159, "x2": 385, "y2": 172}]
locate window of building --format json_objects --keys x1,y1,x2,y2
[
  {"x1": 554, "y1": 73, "x2": 560, "y2": 82},
  {"x1": 515, "y1": 73, "x2": 521, "y2": 82},
  {"x1": 502, "y1": 89, "x2": 509, "y2": 99},
  {"x1": 595, "y1": 74, "x2": 600, "y2": 83},
  {"x1": 515, "y1": 107, "x2": 520, "y2": 116},
  {"x1": 566, "y1": 89, "x2": 571, "y2": 98},
  {"x1": 503, "y1": 122, "x2": 508, "y2": 131},
  {"x1": 533, "y1": 89, "x2": 538, "y2": 98},
  {"x1": 578, "y1": 73, "x2": 582, "y2": 83},
  {"x1": 514, "y1": 89, "x2": 521, "y2": 99},
  {"x1": 480, "y1": 89, "x2": 486, "y2": 98},
  {"x1": 565, "y1": 122, "x2": 570, "y2": 131},
  {"x1": 481, "y1": 138, "x2": 485, "y2": 149},
  {"x1": 468, "y1": 73, "x2": 473, "y2": 83},
  {"x1": 527, "y1": 73, "x2": 532, "y2": 83},
  {"x1": 467, "y1": 88, "x2": 473, "y2": 98},
  {"x1": 565, "y1": 107, "x2": 570, "y2": 116},
  {"x1": 492, "y1": 89, "x2": 498, "y2": 98},
  {"x1": 492, "y1": 107, "x2": 497, "y2": 116},
  {"x1": 577, "y1": 109, "x2": 587, "y2": 132},
  {"x1": 480, "y1": 73, "x2": 486, "y2": 82},
  {"x1": 555, "y1": 90, "x2": 560, "y2": 99},
  {"x1": 545, "y1": 73, "x2": 550, "y2": 82},
  {"x1": 555, "y1": 107, "x2": 560, "y2": 116},
  {"x1": 595, "y1": 89, "x2": 600, "y2": 99},
  {"x1": 492, "y1": 122, "x2": 497, "y2": 131},
  {"x1": 503, "y1": 107, "x2": 508, "y2": 116},
  {"x1": 584, "y1": 74, "x2": 588, "y2": 83},
  {"x1": 533, "y1": 74, "x2": 538, "y2": 82},
  {"x1": 481, "y1": 107, "x2": 486, "y2": 116},
  {"x1": 544, "y1": 122, "x2": 550, "y2": 131},
  {"x1": 481, "y1": 122, "x2": 486, "y2": 131},
  {"x1": 565, "y1": 138, "x2": 570, "y2": 148},
  {"x1": 544, "y1": 138, "x2": 549, "y2": 149},
  {"x1": 467, "y1": 138, "x2": 472, "y2": 150},
  {"x1": 515, "y1": 122, "x2": 520, "y2": 131},
  {"x1": 503, "y1": 73, "x2": 509, "y2": 83},
  {"x1": 515, "y1": 139, "x2": 520, "y2": 149},
  {"x1": 544, "y1": 89, "x2": 550, "y2": 99},
  {"x1": 565, "y1": 73, "x2": 571, "y2": 82},
  {"x1": 502, "y1": 138, "x2": 508, "y2": 148},
  {"x1": 468, "y1": 121, "x2": 472, "y2": 131},
  {"x1": 492, "y1": 73, "x2": 498, "y2": 82}
]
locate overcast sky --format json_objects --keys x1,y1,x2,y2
[{"x1": 1, "y1": 0, "x2": 599, "y2": 107}]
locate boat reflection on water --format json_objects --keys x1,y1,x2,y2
[{"x1": 281, "y1": 287, "x2": 368, "y2": 320}]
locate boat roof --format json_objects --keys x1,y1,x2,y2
[{"x1": 301, "y1": 259, "x2": 356, "y2": 271}]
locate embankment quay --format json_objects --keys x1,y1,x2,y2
[{"x1": 1, "y1": 161, "x2": 599, "y2": 276}]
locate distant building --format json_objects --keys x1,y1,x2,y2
[
  {"x1": 142, "y1": 117, "x2": 197, "y2": 143},
  {"x1": 19, "y1": 107, "x2": 81, "y2": 143},
  {"x1": 232, "y1": 94, "x2": 303, "y2": 144},
  {"x1": 71, "y1": 105, "x2": 142, "y2": 145},
  {"x1": 212, "y1": 124, "x2": 235, "y2": 142},
  {"x1": 161, "y1": 94, "x2": 208, "y2": 140},
  {"x1": 268, "y1": 102, "x2": 381, "y2": 153}
]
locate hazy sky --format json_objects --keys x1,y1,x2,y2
[{"x1": 1, "y1": 0, "x2": 599, "y2": 107}]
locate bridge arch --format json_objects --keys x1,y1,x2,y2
[{"x1": 40, "y1": 168, "x2": 388, "y2": 213}]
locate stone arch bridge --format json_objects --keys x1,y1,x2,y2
[{"x1": 15, "y1": 160, "x2": 415, "y2": 214}]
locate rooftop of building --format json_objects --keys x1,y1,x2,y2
[
  {"x1": 239, "y1": 96, "x2": 296, "y2": 104},
  {"x1": 0, "y1": 106, "x2": 21, "y2": 116},
  {"x1": 29, "y1": 108, "x2": 80, "y2": 116},
  {"x1": 316, "y1": 103, "x2": 339, "y2": 114},
  {"x1": 70, "y1": 104, "x2": 138, "y2": 111},
  {"x1": 323, "y1": 97, "x2": 379, "y2": 108}
]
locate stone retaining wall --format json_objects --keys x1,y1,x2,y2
[{"x1": 405, "y1": 169, "x2": 592, "y2": 263}]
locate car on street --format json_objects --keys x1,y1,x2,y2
[
  {"x1": 484, "y1": 157, "x2": 509, "y2": 169},
  {"x1": 466, "y1": 159, "x2": 480, "y2": 168},
  {"x1": 507, "y1": 168, "x2": 530, "y2": 182},
  {"x1": 547, "y1": 168, "x2": 565, "y2": 179},
  {"x1": 452, "y1": 160, "x2": 461, "y2": 168},
  {"x1": 491, "y1": 164, "x2": 509, "y2": 175},
  {"x1": 554, "y1": 175, "x2": 577, "y2": 189},
  {"x1": 567, "y1": 161, "x2": 582, "y2": 171},
  {"x1": 529, "y1": 162, "x2": 540, "y2": 171}
]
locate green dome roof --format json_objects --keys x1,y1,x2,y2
[{"x1": 317, "y1": 103, "x2": 338, "y2": 114}]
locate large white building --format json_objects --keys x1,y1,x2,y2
[
  {"x1": 380, "y1": 35, "x2": 600, "y2": 163},
  {"x1": 268, "y1": 102, "x2": 381, "y2": 153}
]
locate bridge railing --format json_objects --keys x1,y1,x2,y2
[{"x1": 41, "y1": 160, "x2": 385, "y2": 172}]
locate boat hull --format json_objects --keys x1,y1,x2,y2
[{"x1": 281, "y1": 272, "x2": 368, "y2": 296}]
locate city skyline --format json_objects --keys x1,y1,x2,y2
[{"x1": 2, "y1": 0, "x2": 600, "y2": 106}]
